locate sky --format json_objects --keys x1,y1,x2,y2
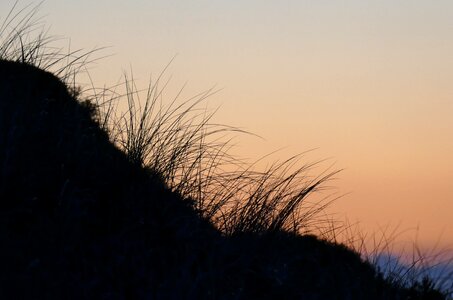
[{"x1": 2, "y1": 0, "x2": 452, "y2": 252}]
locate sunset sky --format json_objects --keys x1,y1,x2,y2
[{"x1": 2, "y1": 1, "x2": 452, "y2": 251}]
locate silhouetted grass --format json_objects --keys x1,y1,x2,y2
[
  {"x1": 332, "y1": 220, "x2": 453, "y2": 298},
  {"x1": 96, "y1": 71, "x2": 340, "y2": 235},
  {"x1": 1, "y1": 2, "x2": 451, "y2": 299},
  {"x1": 0, "y1": 1, "x2": 107, "y2": 86}
]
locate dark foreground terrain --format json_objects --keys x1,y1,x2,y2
[{"x1": 0, "y1": 60, "x2": 446, "y2": 299}]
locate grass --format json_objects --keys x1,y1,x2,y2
[
  {"x1": 82, "y1": 49, "x2": 340, "y2": 236},
  {"x1": 0, "y1": 1, "x2": 107, "y2": 87},
  {"x1": 333, "y1": 220, "x2": 453, "y2": 298},
  {"x1": 1, "y1": 1, "x2": 452, "y2": 298}
]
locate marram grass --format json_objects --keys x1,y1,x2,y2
[{"x1": 1, "y1": 1, "x2": 451, "y2": 298}]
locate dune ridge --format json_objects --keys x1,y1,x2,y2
[{"x1": 0, "y1": 59, "x2": 448, "y2": 299}]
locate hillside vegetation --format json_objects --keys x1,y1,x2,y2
[
  {"x1": 1, "y1": 59, "x2": 449, "y2": 300},
  {"x1": 0, "y1": 2, "x2": 450, "y2": 299}
]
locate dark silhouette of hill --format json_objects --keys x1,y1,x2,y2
[{"x1": 0, "y1": 59, "x2": 447, "y2": 299}]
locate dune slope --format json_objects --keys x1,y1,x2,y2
[{"x1": 0, "y1": 60, "x2": 444, "y2": 299}]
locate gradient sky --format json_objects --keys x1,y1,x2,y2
[{"x1": 2, "y1": 1, "x2": 452, "y2": 251}]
